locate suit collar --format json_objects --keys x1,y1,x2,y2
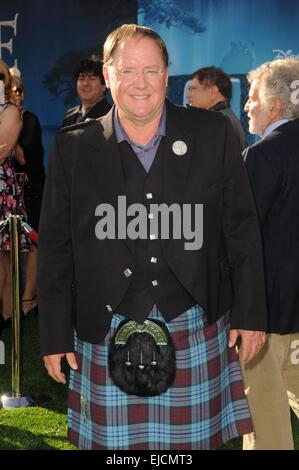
[
  {"x1": 66, "y1": 106, "x2": 80, "y2": 118},
  {"x1": 263, "y1": 118, "x2": 289, "y2": 138},
  {"x1": 261, "y1": 118, "x2": 299, "y2": 141},
  {"x1": 272, "y1": 118, "x2": 299, "y2": 134}
]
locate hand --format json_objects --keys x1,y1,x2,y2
[
  {"x1": 229, "y1": 329, "x2": 266, "y2": 364},
  {"x1": 43, "y1": 352, "x2": 78, "y2": 384}
]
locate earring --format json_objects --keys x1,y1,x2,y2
[
  {"x1": 138, "y1": 350, "x2": 145, "y2": 370},
  {"x1": 125, "y1": 351, "x2": 131, "y2": 367},
  {"x1": 151, "y1": 350, "x2": 157, "y2": 366}
]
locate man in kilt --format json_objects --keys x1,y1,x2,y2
[{"x1": 38, "y1": 24, "x2": 267, "y2": 450}]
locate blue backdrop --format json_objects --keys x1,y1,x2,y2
[
  {"x1": 138, "y1": 0, "x2": 299, "y2": 76},
  {"x1": 0, "y1": 0, "x2": 136, "y2": 162},
  {"x1": 1, "y1": 0, "x2": 299, "y2": 158},
  {"x1": 138, "y1": 0, "x2": 299, "y2": 144}
]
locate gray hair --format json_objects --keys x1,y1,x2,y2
[{"x1": 247, "y1": 58, "x2": 299, "y2": 119}]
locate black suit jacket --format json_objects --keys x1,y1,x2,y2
[
  {"x1": 38, "y1": 102, "x2": 267, "y2": 355},
  {"x1": 210, "y1": 101, "x2": 247, "y2": 151},
  {"x1": 62, "y1": 98, "x2": 111, "y2": 127},
  {"x1": 244, "y1": 119, "x2": 299, "y2": 334}
]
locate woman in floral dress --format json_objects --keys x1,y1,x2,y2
[{"x1": 0, "y1": 59, "x2": 30, "y2": 330}]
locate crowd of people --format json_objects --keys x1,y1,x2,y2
[{"x1": 1, "y1": 23, "x2": 299, "y2": 451}]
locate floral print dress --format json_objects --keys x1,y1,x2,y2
[{"x1": 0, "y1": 103, "x2": 30, "y2": 251}]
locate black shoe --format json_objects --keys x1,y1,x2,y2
[{"x1": 0, "y1": 315, "x2": 12, "y2": 330}]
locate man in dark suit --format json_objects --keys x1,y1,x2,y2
[
  {"x1": 187, "y1": 66, "x2": 247, "y2": 151},
  {"x1": 62, "y1": 57, "x2": 111, "y2": 127},
  {"x1": 38, "y1": 24, "x2": 267, "y2": 450},
  {"x1": 242, "y1": 58, "x2": 299, "y2": 450}
]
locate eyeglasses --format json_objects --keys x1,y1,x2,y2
[{"x1": 110, "y1": 67, "x2": 166, "y2": 82}]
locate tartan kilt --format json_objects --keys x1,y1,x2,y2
[{"x1": 68, "y1": 304, "x2": 253, "y2": 450}]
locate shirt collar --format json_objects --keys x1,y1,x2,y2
[
  {"x1": 209, "y1": 100, "x2": 229, "y2": 112},
  {"x1": 79, "y1": 106, "x2": 86, "y2": 117},
  {"x1": 263, "y1": 118, "x2": 289, "y2": 138},
  {"x1": 114, "y1": 105, "x2": 166, "y2": 148},
  {"x1": 79, "y1": 100, "x2": 101, "y2": 116}
]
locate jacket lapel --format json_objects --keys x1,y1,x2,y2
[
  {"x1": 89, "y1": 107, "x2": 125, "y2": 206},
  {"x1": 163, "y1": 102, "x2": 194, "y2": 204},
  {"x1": 88, "y1": 107, "x2": 135, "y2": 257}
]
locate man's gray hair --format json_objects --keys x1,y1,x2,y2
[{"x1": 247, "y1": 58, "x2": 299, "y2": 119}]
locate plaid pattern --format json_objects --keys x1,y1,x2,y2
[{"x1": 68, "y1": 305, "x2": 252, "y2": 450}]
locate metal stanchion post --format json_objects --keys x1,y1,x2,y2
[{"x1": 1, "y1": 214, "x2": 35, "y2": 408}]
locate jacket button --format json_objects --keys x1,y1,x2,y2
[
  {"x1": 123, "y1": 268, "x2": 132, "y2": 277},
  {"x1": 146, "y1": 193, "x2": 153, "y2": 199},
  {"x1": 152, "y1": 280, "x2": 159, "y2": 286}
]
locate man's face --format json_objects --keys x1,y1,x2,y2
[
  {"x1": 76, "y1": 72, "x2": 105, "y2": 108},
  {"x1": 244, "y1": 81, "x2": 273, "y2": 136},
  {"x1": 187, "y1": 77, "x2": 214, "y2": 109},
  {"x1": 103, "y1": 36, "x2": 168, "y2": 125}
]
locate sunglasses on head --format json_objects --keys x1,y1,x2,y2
[{"x1": 12, "y1": 86, "x2": 23, "y2": 96}]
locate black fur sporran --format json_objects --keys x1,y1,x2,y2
[{"x1": 108, "y1": 319, "x2": 176, "y2": 396}]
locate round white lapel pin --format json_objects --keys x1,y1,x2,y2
[{"x1": 172, "y1": 140, "x2": 187, "y2": 156}]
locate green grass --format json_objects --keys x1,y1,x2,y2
[
  {"x1": 0, "y1": 315, "x2": 298, "y2": 450},
  {"x1": 0, "y1": 408, "x2": 73, "y2": 450},
  {"x1": 0, "y1": 314, "x2": 76, "y2": 450}
]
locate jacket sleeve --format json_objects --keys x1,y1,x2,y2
[
  {"x1": 222, "y1": 122, "x2": 268, "y2": 331},
  {"x1": 244, "y1": 145, "x2": 280, "y2": 226},
  {"x1": 37, "y1": 134, "x2": 74, "y2": 356}
]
